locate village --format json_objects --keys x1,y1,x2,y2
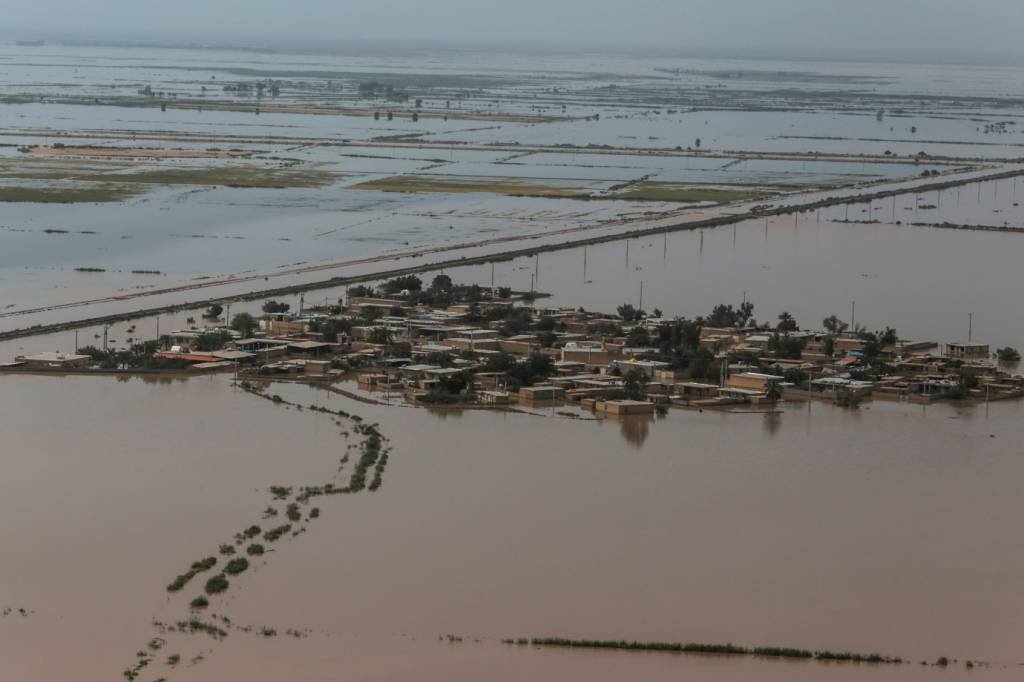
[{"x1": 5, "y1": 273, "x2": 1023, "y2": 416}]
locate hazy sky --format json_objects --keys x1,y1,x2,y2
[{"x1": 5, "y1": 0, "x2": 1024, "y2": 60}]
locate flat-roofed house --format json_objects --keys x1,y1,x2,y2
[
  {"x1": 945, "y1": 342, "x2": 990, "y2": 361},
  {"x1": 727, "y1": 372, "x2": 785, "y2": 392},
  {"x1": 18, "y1": 352, "x2": 92, "y2": 369}
]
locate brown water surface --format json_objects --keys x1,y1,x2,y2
[{"x1": 2, "y1": 374, "x2": 1022, "y2": 680}]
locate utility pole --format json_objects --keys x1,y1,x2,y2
[
  {"x1": 490, "y1": 262, "x2": 495, "y2": 290},
  {"x1": 103, "y1": 326, "x2": 108, "y2": 352},
  {"x1": 968, "y1": 312, "x2": 973, "y2": 342},
  {"x1": 74, "y1": 330, "x2": 79, "y2": 353},
  {"x1": 851, "y1": 301, "x2": 856, "y2": 329},
  {"x1": 638, "y1": 280, "x2": 644, "y2": 312}
]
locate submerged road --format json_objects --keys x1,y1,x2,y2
[{"x1": 1, "y1": 162, "x2": 1022, "y2": 340}]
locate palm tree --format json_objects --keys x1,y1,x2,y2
[{"x1": 776, "y1": 311, "x2": 798, "y2": 332}]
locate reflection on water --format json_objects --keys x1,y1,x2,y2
[{"x1": 619, "y1": 414, "x2": 654, "y2": 448}]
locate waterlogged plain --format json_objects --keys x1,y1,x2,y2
[
  {"x1": 5, "y1": 42, "x2": 1024, "y2": 682},
  {"x1": 2, "y1": 374, "x2": 1022, "y2": 681},
  {"x1": 436, "y1": 180, "x2": 1024, "y2": 349},
  {"x1": 6, "y1": 42, "x2": 1017, "y2": 329}
]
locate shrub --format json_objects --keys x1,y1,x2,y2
[
  {"x1": 225, "y1": 558, "x2": 249, "y2": 575},
  {"x1": 204, "y1": 574, "x2": 229, "y2": 595},
  {"x1": 263, "y1": 524, "x2": 292, "y2": 542},
  {"x1": 997, "y1": 346, "x2": 1021, "y2": 362}
]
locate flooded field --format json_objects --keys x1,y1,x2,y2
[
  {"x1": 3, "y1": 42, "x2": 1020, "y2": 328},
  {"x1": 3, "y1": 171, "x2": 1023, "y2": 360},
  {"x1": 2, "y1": 373, "x2": 1023, "y2": 680},
  {"x1": 4, "y1": 39, "x2": 1024, "y2": 682}
]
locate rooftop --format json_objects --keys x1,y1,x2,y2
[{"x1": 22, "y1": 352, "x2": 91, "y2": 363}]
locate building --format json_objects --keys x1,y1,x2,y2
[
  {"x1": 594, "y1": 399, "x2": 655, "y2": 416},
  {"x1": 673, "y1": 382, "x2": 720, "y2": 401},
  {"x1": 610, "y1": 359, "x2": 671, "y2": 379},
  {"x1": 478, "y1": 390, "x2": 511, "y2": 405},
  {"x1": 726, "y1": 372, "x2": 785, "y2": 392},
  {"x1": 232, "y1": 338, "x2": 289, "y2": 359},
  {"x1": 561, "y1": 342, "x2": 611, "y2": 366},
  {"x1": 808, "y1": 377, "x2": 875, "y2": 399},
  {"x1": 519, "y1": 385, "x2": 566, "y2": 401},
  {"x1": 17, "y1": 352, "x2": 92, "y2": 369},
  {"x1": 945, "y1": 342, "x2": 990, "y2": 361}
]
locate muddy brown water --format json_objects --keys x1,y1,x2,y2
[{"x1": 1, "y1": 373, "x2": 1022, "y2": 680}]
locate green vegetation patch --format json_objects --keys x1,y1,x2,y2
[
  {"x1": 0, "y1": 184, "x2": 142, "y2": 203},
  {"x1": 611, "y1": 181, "x2": 772, "y2": 204},
  {"x1": 83, "y1": 166, "x2": 337, "y2": 189},
  {"x1": 352, "y1": 175, "x2": 587, "y2": 198},
  {"x1": 204, "y1": 574, "x2": 229, "y2": 595},
  {"x1": 0, "y1": 164, "x2": 335, "y2": 205},
  {"x1": 166, "y1": 557, "x2": 217, "y2": 593},
  {"x1": 224, "y1": 558, "x2": 250, "y2": 575},
  {"x1": 517, "y1": 638, "x2": 902, "y2": 664}
]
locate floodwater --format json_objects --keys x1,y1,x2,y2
[
  {"x1": 5, "y1": 42, "x2": 1024, "y2": 328},
  {"x1": 3, "y1": 173, "x2": 1024, "y2": 360},
  {"x1": 4, "y1": 43, "x2": 1024, "y2": 682},
  {"x1": 438, "y1": 176, "x2": 1024, "y2": 349},
  {"x1": 1, "y1": 373, "x2": 1023, "y2": 681}
]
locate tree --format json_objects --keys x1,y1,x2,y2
[
  {"x1": 261, "y1": 300, "x2": 290, "y2": 314},
  {"x1": 652, "y1": 308, "x2": 663, "y2": 318},
  {"x1": 535, "y1": 316, "x2": 557, "y2": 332},
  {"x1": 783, "y1": 368, "x2": 809, "y2": 385},
  {"x1": 231, "y1": 312, "x2": 258, "y2": 337},
  {"x1": 500, "y1": 308, "x2": 533, "y2": 337},
  {"x1": 626, "y1": 326, "x2": 651, "y2": 347},
  {"x1": 430, "y1": 274, "x2": 453, "y2": 292},
  {"x1": 617, "y1": 303, "x2": 644, "y2": 322},
  {"x1": 822, "y1": 315, "x2": 848, "y2": 334},
  {"x1": 194, "y1": 331, "x2": 232, "y2": 351},
  {"x1": 505, "y1": 352, "x2": 554, "y2": 388},
  {"x1": 776, "y1": 312, "x2": 798, "y2": 332},
  {"x1": 768, "y1": 333, "x2": 806, "y2": 359},
  {"x1": 346, "y1": 285, "x2": 375, "y2": 299},
  {"x1": 369, "y1": 327, "x2": 393, "y2": 345},
  {"x1": 622, "y1": 368, "x2": 649, "y2": 401},
  {"x1": 537, "y1": 331, "x2": 558, "y2": 348},
  {"x1": 381, "y1": 275, "x2": 422, "y2": 295},
  {"x1": 997, "y1": 347, "x2": 1021, "y2": 363},
  {"x1": 704, "y1": 303, "x2": 748, "y2": 328},
  {"x1": 204, "y1": 303, "x2": 223, "y2": 319},
  {"x1": 737, "y1": 301, "x2": 755, "y2": 327},
  {"x1": 313, "y1": 318, "x2": 352, "y2": 343},
  {"x1": 483, "y1": 352, "x2": 517, "y2": 373}
]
